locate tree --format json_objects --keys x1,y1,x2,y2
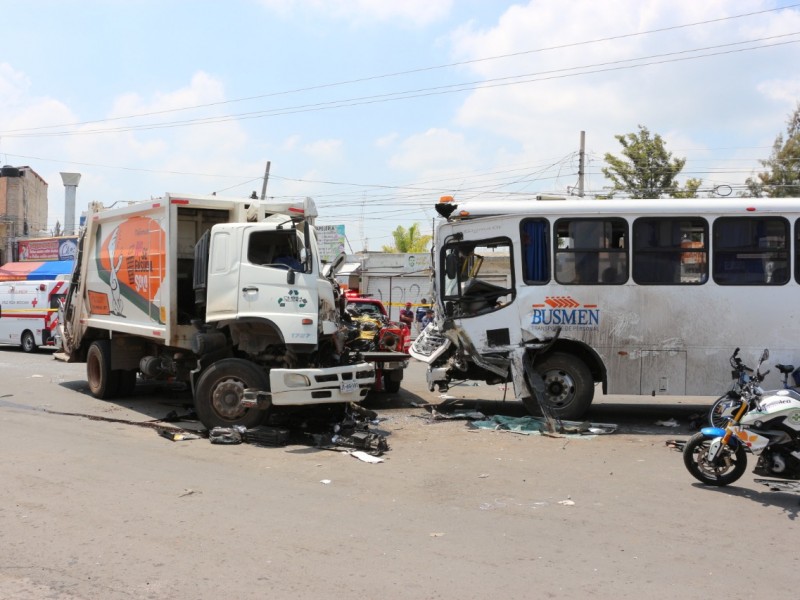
[
  {"x1": 602, "y1": 125, "x2": 698, "y2": 198},
  {"x1": 671, "y1": 178, "x2": 702, "y2": 199},
  {"x1": 381, "y1": 223, "x2": 432, "y2": 253},
  {"x1": 746, "y1": 102, "x2": 800, "y2": 197}
]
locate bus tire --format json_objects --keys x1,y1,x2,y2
[
  {"x1": 87, "y1": 340, "x2": 120, "y2": 399},
  {"x1": 21, "y1": 330, "x2": 37, "y2": 353},
  {"x1": 194, "y1": 358, "x2": 269, "y2": 429},
  {"x1": 528, "y1": 352, "x2": 594, "y2": 420}
]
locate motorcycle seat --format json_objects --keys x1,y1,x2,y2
[{"x1": 776, "y1": 363, "x2": 795, "y2": 374}]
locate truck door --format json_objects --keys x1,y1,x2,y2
[{"x1": 237, "y1": 227, "x2": 319, "y2": 342}]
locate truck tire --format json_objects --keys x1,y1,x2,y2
[
  {"x1": 21, "y1": 330, "x2": 37, "y2": 353},
  {"x1": 116, "y1": 370, "x2": 138, "y2": 397},
  {"x1": 194, "y1": 358, "x2": 269, "y2": 429},
  {"x1": 383, "y1": 371, "x2": 402, "y2": 394},
  {"x1": 525, "y1": 352, "x2": 593, "y2": 420},
  {"x1": 87, "y1": 340, "x2": 120, "y2": 399}
]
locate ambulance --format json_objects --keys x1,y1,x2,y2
[{"x1": 0, "y1": 277, "x2": 69, "y2": 351}]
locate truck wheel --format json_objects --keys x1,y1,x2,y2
[
  {"x1": 194, "y1": 358, "x2": 268, "y2": 429},
  {"x1": 116, "y1": 370, "x2": 138, "y2": 397},
  {"x1": 383, "y1": 372, "x2": 402, "y2": 394},
  {"x1": 21, "y1": 330, "x2": 37, "y2": 353},
  {"x1": 526, "y1": 352, "x2": 593, "y2": 420},
  {"x1": 87, "y1": 340, "x2": 120, "y2": 399}
]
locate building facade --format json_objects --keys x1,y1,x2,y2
[{"x1": 0, "y1": 166, "x2": 49, "y2": 265}]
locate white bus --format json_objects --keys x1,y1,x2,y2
[
  {"x1": 409, "y1": 196, "x2": 800, "y2": 419},
  {"x1": 0, "y1": 278, "x2": 69, "y2": 352}
]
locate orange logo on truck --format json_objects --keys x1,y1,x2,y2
[{"x1": 94, "y1": 216, "x2": 166, "y2": 322}]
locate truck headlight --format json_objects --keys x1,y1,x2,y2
[{"x1": 283, "y1": 373, "x2": 310, "y2": 388}]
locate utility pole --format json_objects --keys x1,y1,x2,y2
[
  {"x1": 260, "y1": 161, "x2": 271, "y2": 200},
  {"x1": 578, "y1": 130, "x2": 585, "y2": 197}
]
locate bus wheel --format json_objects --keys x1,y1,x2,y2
[
  {"x1": 21, "y1": 330, "x2": 37, "y2": 353},
  {"x1": 87, "y1": 340, "x2": 120, "y2": 399},
  {"x1": 194, "y1": 358, "x2": 269, "y2": 429},
  {"x1": 528, "y1": 352, "x2": 593, "y2": 420}
]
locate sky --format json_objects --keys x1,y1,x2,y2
[{"x1": 1, "y1": 0, "x2": 800, "y2": 252}]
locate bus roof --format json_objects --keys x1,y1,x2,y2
[{"x1": 440, "y1": 196, "x2": 800, "y2": 220}]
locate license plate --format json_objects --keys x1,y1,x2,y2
[{"x1": 340, "y1": 380, "x2": 358, "y2": 394}]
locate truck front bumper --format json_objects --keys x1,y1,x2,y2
[{"x1": 269, "y1": 362, "x2": 375, "y2": 406}]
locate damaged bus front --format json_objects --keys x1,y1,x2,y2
[{"x1": 409, "y1": 196, "x2": 605, "y2": 421}]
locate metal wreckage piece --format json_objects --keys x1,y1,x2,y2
[{"x1": 209, "y1": 403, "x2": 389, "y2": 455}]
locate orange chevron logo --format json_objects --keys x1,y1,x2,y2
[{"x1": 544, "y1": 296, "x2": 581, "y2": 308}]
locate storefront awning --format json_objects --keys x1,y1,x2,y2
[{"x1": 0, "y1": 260, "x2": 74, "y2": 282}]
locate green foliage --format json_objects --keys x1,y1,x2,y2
[
  {"x1": 602, "y1": 125, "x2": 697, "y2": 198},
  {"x1": 671, "y1": 178, "x2": 702, "y2": 198},
  {"x1": 381, "y1": 223, "x2": 432, "y2": 253},
  {"x1": 747, "y1": 103, "x2": 800, "y2": 197}
]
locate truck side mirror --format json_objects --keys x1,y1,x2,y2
[{"x1": 445, "y1": 253, "x2": 457, "y2": 279}]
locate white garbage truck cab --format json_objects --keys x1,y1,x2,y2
[{"x1": 61, "y1": 193, "x2": 374, "y2": 429}]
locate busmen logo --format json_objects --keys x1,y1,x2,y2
[{"x1": 531, "y1": 296, "x2": 599, "y2": 328}]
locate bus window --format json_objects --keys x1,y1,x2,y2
[
  {"x1": 520, "y1": 218, "x2": 549, "y2": 284},
  {"x1": 713, "y1": 217, "x2": 789, "y2": 285},
  {"x1": 440, "y1": 238, "x2": 514, "y2": 317},
  {"x1": 633, "y1": 218, "x2": 708, "y2": 284},
  {"x1": 554, "y1": 218, "x2": 627, "y2": 284}
]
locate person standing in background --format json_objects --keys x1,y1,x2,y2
[{"x1": 399, "y1": 302, "x2": 414, "y2": 329}]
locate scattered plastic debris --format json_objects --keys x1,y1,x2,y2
[
  {"x1": 469, "y1": 415, "x2": 616, "y2": 436},
  {"x1": 655, "y1": 418, "x2": 680, "y2": 427},
  {"x1": 348, "y1": 451, "x2": 384, "y2": 463},
  {"x1": 320, "y1": 479, "x2": 332, "y2": 485},
  {"x1": 558, "y1": 499, "x2": 575, "y2": 506},
  {"x1": 429, "y1": 409, "x2": 486, "y2": 421},
  {"x1": 179, "y1": 489, "x2": 200, "y2": 497},
  {"x1": 429, "y1": 532, "x2": 445, "y2": 537},
  {"x1": 666, "y1": 439, "x2": 686, "y2": 451},
  {"x1": 158, "y1": 429, "x2": 201, "y2": 442},
  {"x1": 209, "y1": 426, "x2": 244, "y2": 444}
]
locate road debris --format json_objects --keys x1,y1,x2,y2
[
  {"x1": 469, "y1": 415, "x2": 616, "y2": 436},
  {"x1": 348, "y1": 451, "x2": 384, "y2": 463},
  {"x1": 665, "y1": 439, "x2": 686, "y2": 451},
  {"x1": 655, "y1": 418, "x2": 680, "y2": 427}
]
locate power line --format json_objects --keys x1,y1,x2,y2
[
  {"x1": 4, "y1": 3, "x2": 796, "y2": 136},
  {"x1": 3, "y1": 33, "x2": 798, "y2": 139}
]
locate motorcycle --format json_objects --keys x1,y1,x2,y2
[
  {"x1": 684, "y1": 348, "x2": 800, "y2": 492},
  {"x1": 708, "y1": 348, "x2": 800, "y2": 428}
]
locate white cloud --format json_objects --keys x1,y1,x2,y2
[
  {"x1": 757, "y1": 79, "x2": 800, "y2": 105},
  {"x1": 303, "y1": 138, "x2": 344, "y2": 161},
  {"x1": 389, "y1": 128, "x2": 476, "y2": 172}
]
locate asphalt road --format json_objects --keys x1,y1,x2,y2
[{"x1": 1, "y1": 347, "x2": 798, "y2": 600}]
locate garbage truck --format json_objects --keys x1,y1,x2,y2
[{"x1": 60, "y1": 192, "x2": 375, "y2": 429}]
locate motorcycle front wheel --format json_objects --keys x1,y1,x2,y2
[{"x1": 683, "y1": 432, "x2": 747, "y2": 487}]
